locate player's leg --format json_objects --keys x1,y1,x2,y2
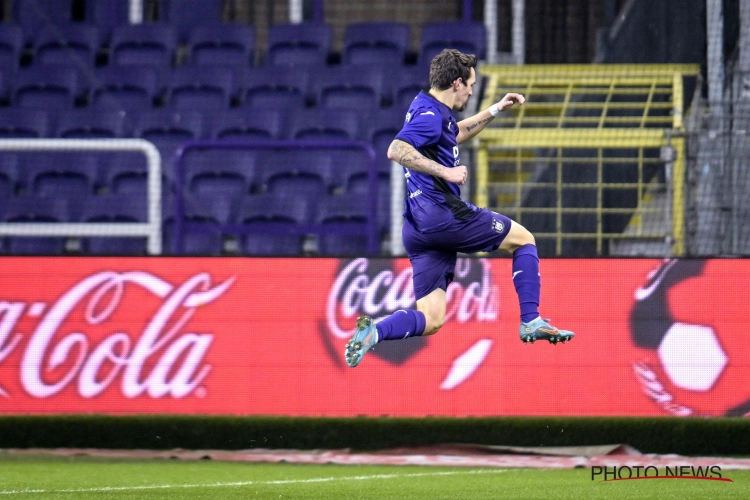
[
  {"x1": 497, "y1": 220, "x2": 574, "y2": 344},
  {"x1": 345, "y1": 223, "x2": 452, "y2": 367},
  {"x1": 416, "y1": 287, "x2": 447, "y2": 335}
]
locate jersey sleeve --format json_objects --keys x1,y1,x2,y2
[{"x1": 394, "y1": 109, "x2": 442, "y2": 149}]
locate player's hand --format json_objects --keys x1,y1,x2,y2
[
  {"x1": 498, "y1": 92, "x2": 525, "y2": 111},
  {"x1": 444, "y1": 165, "x2": 468, "y2": 185}
]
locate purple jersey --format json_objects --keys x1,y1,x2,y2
[{"x1": 394, "y1": 91, "x2": 478, "y2": 233}]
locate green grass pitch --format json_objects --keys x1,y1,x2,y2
[{"x1": 0, "y1": 454, "x2": 747, "y2": 499}]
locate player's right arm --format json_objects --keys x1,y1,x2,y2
[{"x1": 387, "y1": 139, "x2": 468, "y2": 185}]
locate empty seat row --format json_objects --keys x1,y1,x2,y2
[
  {"x1": 0, "y1": 19, "x2": 487, "y2": 71},
  {"x1": 0, "y1": 189, "x2": 380, "y2": 257},
  {"x1": 0, "y1": 63, "x2": 429, "y2": 110}
]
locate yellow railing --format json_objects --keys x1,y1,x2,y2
[{"x1": 476, "y1": 64, "x2": 699, "y2": 255}]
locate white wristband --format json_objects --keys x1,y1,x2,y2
[{"x1": 488, "y1": 103, "x2": 500, "y2": 116}]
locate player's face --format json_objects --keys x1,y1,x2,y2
[{"x1": 454, "y1": 68, "x2": 476, "y2": 112}]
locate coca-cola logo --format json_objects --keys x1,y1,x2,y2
[
  {"x1": 0, "y1": 271, "x2": 234, "y2": 399},
  {"x1": 323, "y1": 258, "x2": 499, "y2": 384}
]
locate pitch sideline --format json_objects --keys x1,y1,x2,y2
[{"x1": 0, "y1": 468, "x2": 511, "y2": 495}]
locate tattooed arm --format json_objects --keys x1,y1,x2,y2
[
  {"x1": 387, "y1": 139, "x2": 467, "y2": 185},
  {"x1": 456, "y1": 92, "x2": 525, "y2": 144}
]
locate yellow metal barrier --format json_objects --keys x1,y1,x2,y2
[{"x1": 476, "y1": 64, "x2": 699, "y2": 255}]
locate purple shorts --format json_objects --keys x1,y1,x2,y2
[{"x1": 403, "y1": 208, "x2": 512, "y2": 300}]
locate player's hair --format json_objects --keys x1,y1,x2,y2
[{"x1": 429, "y1": 49, "x2": 477, "y2": 91}]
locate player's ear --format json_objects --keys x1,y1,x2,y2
[{"x1": 453, "y1": 78, "x2": 462, "y2": 91}]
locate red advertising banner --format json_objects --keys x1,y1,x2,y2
[{"x1": 0, "y1": 257, "x2": 746, "y2": 417}]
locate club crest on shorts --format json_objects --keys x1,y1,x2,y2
[{"x1": 491, "y1": 219, "x2": 505, "y2": 233}]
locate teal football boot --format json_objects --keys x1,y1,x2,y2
[
  {"x1": 519, "y1": 317, "x2": 574, "y2": 344},
  {"x1": 344, "y1": 315, "x2": 379, "y2": 367}
]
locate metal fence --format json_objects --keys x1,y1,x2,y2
[{"x1": 474, "y1": 63, "x2": 700, "y2": 257}]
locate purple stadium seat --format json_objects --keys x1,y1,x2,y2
[
  {"x1": 13, "y1": 65, "x2": 81, "y2": 108},
  {"x1": 311, "y1": 64, "x2": 389, "y2": 109},
  {"x1": 266, "y1": 22, "x2": 332, "y2": 66},
  {"x1": 55, "y1": 109, "x2": 128, "y2": 138},
  {"x1": 419, "y1": 21, "x2": 487, "y2": 65},
  {"x1": 86, "y1": 0, "x2": 130, "y2": 45},
  {"x1": 181, "y1": 147, "x2": 255, "y2": 199},
  {"x1": 13, "y1": 0, "x2": 73, "y2": 43},
  {"x1": 343, "y1": 22, "x2": 410, "y2": 65},
  {"x1": 288, "y1": 108, "x2": 362, "y2": 141},
  {"x1": 317, "y1": 193, "x2": 373, "y2": 256},
  {"x1": 0, "y1": 108, "x2": 49, "y2": 137},
  {"x1": 0, "y1": 24, "x2": 23, "y2": 73},
  {"x1": 133, "y1": 109, "x2": 204, "y2": 184},
  {"x1": 364, "y1": 108, "x2": 406, "y2": 170},
  {"x1": 110, "y1": 23, "x2": 178, "y2": 66},
  {"x1": 210, "y1": 109, "x2": 286, "y2": 140},
  {"x1": 161, "y1": 0, "x2": 224, "y2": 42},
  {"x1": 241, "y1": 65, "x2": 310, "y2": 109},
  {"x1": 81, "y1": 193, "x2": 148, "y2": 255},
  {"x1": 167, "y1": 65, "x2": 236, "y2": 110},
  {"x1": 240, "y1": 192, "x2": 310, "y2": 256},
  {"x1": 4, "y1": 195, "x2": 73, "y2": 255},
  {"x1": 188, "y1": 22, "x2": 255, "y2": 66},
  {"x1": 90, "y1": 65, "x2": 162, "y2": 110},
  {"x1": 21, "y1": 152, "x2": 95, "y2": 200},
  {"x1": 393, "y1": 65, "x2": 429, "y2": 109},
  {"x1": 33, "y1": 23, "x2": 99, "y2": 67}
]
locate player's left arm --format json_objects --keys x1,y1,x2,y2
[{"x1": 456, "y1": 93, "x2": 525, "y2": 144}]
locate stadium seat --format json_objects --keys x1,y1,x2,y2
[
  {"x1": 0, "y1": 108, "x2": 49, "y2": 137},
  {"x1": 240, "y1": 193, "x2": 311, "y2": 256},
  {"x1": 181, "y1": 147, "x2": 255, "y2": 199},
  {"x1": 259, "y1": 147, "x2": 350, "y2": 201},
  {"x1": 266, "y1": 22, "x2": 332, "y2": 66},
  {"x1": 81, "y1": 193, "x2": 148, "y2": 255},
  {"x1": 102, "y1": 152, "x2": 170, "y2": 197},
  {"x1": 3, "y1": 195, "x2": 73, "y2": 255},
  {"x1": 210, "y1": 108, "x2": 286, "y2": 140},
  {"x1": 241, "y1": 65, "x2": 310, "y2": 109},
  {"x1": 163, "y1": 216, "x2": 224, "y2": 256},
  {"x1": 86, "y1": 0, "x2": 130, "y2": 45},
  {"x1": 13, "y1": 65, "x2": 81, "y2": 108},
  {"x1": 55, "y1": 108, "x2": 128, "y2": 138},
  {"x1": 133, "y1": 109, "x2": 204, "y2": 185},
  {"x1": 418, "y1": 21, "x2": 487, "y2": 65},
  {"x1": 288, "y1": 108, "x2": 362, "y2": 141},
  {"x1": 33, "y1": 23, "x2": 99, "y2": 67},
  {"x1": 110, "y1": 23, "x2": 178, "y2": 66},
  {"x1": 311, "y1": 64, "x2": 389, "y2": 109},
  {"x1": 161, "y1": 0, "x2": 225, "y2": 42},
  {"x1": 167, "y1": 65, "x2": 236, "y2": 110},
  {"x1": 188, "y1": 22, "x2": 255, "y2": 66},
  {"x1": 0, "y1": 154, "x2": 19, "y2": 196},
  {"x1": 317, "y1": 193, "x2": 373, "y2": 256},
  {"x1": 90, "y1": 65, "x2": 163, "y2": 110},
  {"x1": 346, "y1": 169, "x2": 391, "y2": 235},
  {"x1": 22, "y1": 152, "x2": 95, "y2": 200},
  {"x1": 393, "y1": 65, "x2": 429, "y2": 109},
  {"x1": 13, "y1": 0, "x2": 73, "y2": 44},
  {"x1": 364, "y1": 108, "x2": 406, "y2": 170},
  {"x1": 0, "y1": 24, "x2": 23, "y2": 73},
  {"x1": 343, "y1": 22, "x2": 410, "y2": 65}
]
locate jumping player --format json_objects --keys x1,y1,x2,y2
[{"x1": 345, "y1": 49, "x2": 574, "y2": 368}]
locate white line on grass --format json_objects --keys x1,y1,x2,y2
[{"x1": 0, "y1": 468, "x2": 510, "y2": 495}]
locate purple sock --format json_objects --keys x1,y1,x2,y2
[
  {"x1": 512, "y1": 243, "x2": 541, "y2": 323},
  {"x1": 375, "y1": 309, "x2": 426, "y2": 341}
]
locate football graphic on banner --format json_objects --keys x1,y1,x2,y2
[{"x1": 631, "y1": 259, "x2": 750, "y2": 416}]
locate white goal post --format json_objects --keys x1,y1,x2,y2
[{"x1": 0, "y1": 139, "x2": 162, "y2": 255}]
